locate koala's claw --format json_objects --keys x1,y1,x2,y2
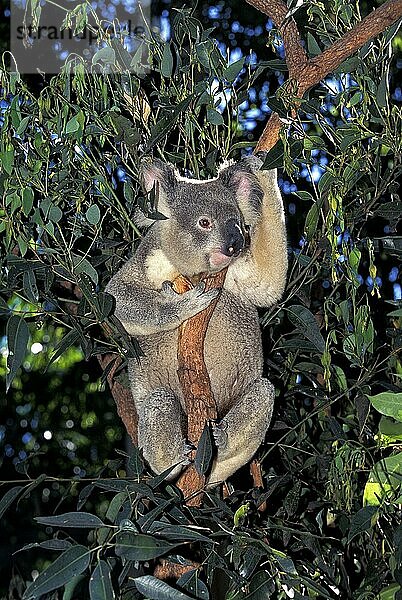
[
  {"x1": 191, "y1": 281, "x2": 221, "y2": 301},
  {"x1": 183, "y1": 285, "x2": 220, "y2": 316},
  {"x1": 161, "y1": 280, "x2": 176, "y2": 298},
  {"x1": 211, "y1": 419, "x2": 228, "y2": 450},
  {"x1": 193, "y1": 281, "x2": 206, "y2": 295},
  {"x1": 160, "y1": 279, "x2": 220, "y2": 324}
]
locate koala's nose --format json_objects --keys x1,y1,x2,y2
[{"x1": 222, "y1": 218, "x2": 245, "y2": 257}]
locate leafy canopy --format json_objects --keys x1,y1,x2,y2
[{"x1": 0, "y1": 1, "x2": 401, "y2": 598}]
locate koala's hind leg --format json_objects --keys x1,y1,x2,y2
[
  {"x1": 137, "y1": 388, "x2": 188, "y2": 479},
  {"x1": 209, "y1": 378, "x2": 275, "y2": 485}
]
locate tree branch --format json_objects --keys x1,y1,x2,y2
[
  {"x1": 98, "y1": 354, "x2": 138, "y2": 446},
  {"x1": 243, "y1": 0, "x2": 308, "y2": 79},
  {"x1": 171, "y1": 0, "x2": 402, "y2": 504},
  {"x1": 248, "y1": 0, "x2": 402, "y2": 152},
  {"x1": 304, "y1": 0, "x2": 402, "y2": 89},
  {"x1": 173, "y1": 270, "x2": 227, "y2": 506}
]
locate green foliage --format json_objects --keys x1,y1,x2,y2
[
  {"x1": 364, "y1": 392, "x2": 402, "y2": 507},
  {"x1": 0, "y1": 0, "x2": 401, "y2": 598}
]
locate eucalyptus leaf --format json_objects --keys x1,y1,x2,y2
[
  {"x1": 89, "y1": 560, "x2": 115, "y2": 600},
  {"x1": 95, "y1": 479, "x2": 155, "y2": 497},
  {"x1": 223, "y1": 57, "x2": 245, "y2": 82},
  {"x1": 0, "y1": 486, "x2": 23, "y2": 519},
  {"x1": 177, "y1": 570, "x2": 210, "y2": 599},
  {"x1": 378, "y1": 584, "x2": 400, "y2": 600},
  {"x1": 379, "y1": 416, "x2": 402, "y2": 441},
  {"x1": 115, "y1": 532, "x2": 180, "y2": 561},
  {"x1": 1, "y1": 146, "x2": 14, "y2": 175},
  {"x1": 16, "y1": 116, "x2": 30, "y2": 136},
  {"x1": 261, "y1": 140, "x2": 284, "y2": 170},
  {"x1": 86, "y1": 204, "x2": 101, "y2": 225},
  {"x1": 146, "y1": 97, "x2": 193, "y2": 151},
  {"x1": 149, "y1": 521, "x2": 212, "y2": 544},
  {"x1": 127, "y1": 444, "x2": 145, "y2": 477},
  {"x1": 47, "y1": 329, "x2": 81, "y2": 368},
  {"x1": 22, "y1": 187, "x2": 34, "y2": 216},
  {"x1": 195, "y1": 41, "x2": 212, "y2": 71},
  {"x1": 304, "y1": 202, "x2": 320, "y2": 241},
  {"x1": 376, "y1": 71, "x2": 389, "y2": 109},
  {"x1": 134, "y1": 575, "x2": 194, "y2": 600},
  {"x1": 65, "y1": 116, "x2": 81, "y2": 135},
  {"x1": 92, "y1": 47, "x2": 116, "y2": 66},
  {"x1": 63, "y1": 574, "x2": 86, "y2": 600},
  {"x1": 17, "y1": 540, "x2": 72, "y2": 553},
  {"x1": 367, "y1": 392, "x2": 402, "y2": 422},
  {"x1": 293, "y1": 190, "x2": 314, "y2": 203},
  {"x1": 23, "y1": 270, "x2": 39, "y2": 303},
  {"x1": 111, "y1": 38, "x2": 132, "y2": 70},
  {"x1": 348, "y1": 506, "x2": 378, "y2": 542},
  {"x1": 6, "y1": 315, "x2": 29, "y2": 392},
  {"x1": 35, "y1": 511, "x2": 105, "y2": 528},
  {"x1": 22, "y1": 545, "x2": 91, "y2": 599},
  {"x1": 194, "y1": 422, "x2": 213, "y2": 475},
  {"x1": 161, "y1": 43, "x2": 174, "y2": 78},
  {"x1": 363, "y1": 454, "x2": 402, "y2": 506},
  {"x1": 206, "y1": 108, "x2": 224, "y2": 126},
  {"x1": 306, "y1": 32, "x2": 321, "y2": 57},
  {"x1": 287, "y1": 305, "x2": 325, "y2": 353},
  {"x1": 72, "y1": 254, "x2": 98, "y2": 285},
  {"x1": 105, "y1": 492, "x2": 130, "y2": 524},
  {"x1": 246, "y1": 570, "x2": 275, "y2": 599}
]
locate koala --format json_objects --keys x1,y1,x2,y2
[{"x1": 106, "y1": 155, "x2": 287, "y2": 485}]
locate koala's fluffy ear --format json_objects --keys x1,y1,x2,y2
[
  {"x1": 135, "y1": 159, "x2": 177, "y2": 228},
  {"x1": 219, "y1": 157, "x2": 264, "y2": 225}
]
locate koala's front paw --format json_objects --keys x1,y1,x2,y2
[
  {"x1": 160, "y1": 280, "x2": 179, "y2": 300},
  {"x1": 162, "y1": 280, "x2": 220, "y2": 322},
  {"x1": 211, "y1": 419, "x2": 228, "y2": 450},
  {"x1": 185, "y1": 282, "x2": 220, "y2": 316}
]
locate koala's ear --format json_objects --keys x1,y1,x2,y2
[
  {"x1": 141, "y1": 159, "x2": 177, "y2": 195},
  {"x1": 137, "y1": 159, "x2": 177, "y2": 225},
  {"x1": 219, "y1": 158, "x2": 264, "y2": 225}
]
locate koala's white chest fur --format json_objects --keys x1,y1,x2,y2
[{"x1": 145, "y1": 248, "x2": 179, "y2": 287}]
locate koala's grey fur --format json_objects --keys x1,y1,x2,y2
[{"x1": 106, "y1": 155, "x2": 288, "y2": 485}]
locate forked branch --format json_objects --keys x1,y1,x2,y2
[{"x1": 248, "y1": 0, "x2": 402, "y2": 152}]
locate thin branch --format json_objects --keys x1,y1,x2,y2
[
  {"x1": 304, "y1": 0, "x2": 402, "y2": 89},
  {"x1": 255, "y1": 111, "x2": 283, "y2": 153},
  {"x1": 97, "y1": 354, "x2": 138, "y2": 446}
]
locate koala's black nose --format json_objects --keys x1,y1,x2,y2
[{"x1": 222, "y1": 218, "x2": 245, "y2": 257}]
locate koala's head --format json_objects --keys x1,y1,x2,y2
[{"x1": 138, "y1": 158, "x2": 264, "y2": 277}]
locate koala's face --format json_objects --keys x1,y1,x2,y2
[
  {"x1": 141, "y1": 158, "x2": 263, "y2": 277},
  {"x1": 163, "y1": 179, "x2": 246, "y2": 276}
]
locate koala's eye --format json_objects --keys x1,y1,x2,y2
[{"x1": 198, "y1": 217, "x2": 212, "y2": 230}]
